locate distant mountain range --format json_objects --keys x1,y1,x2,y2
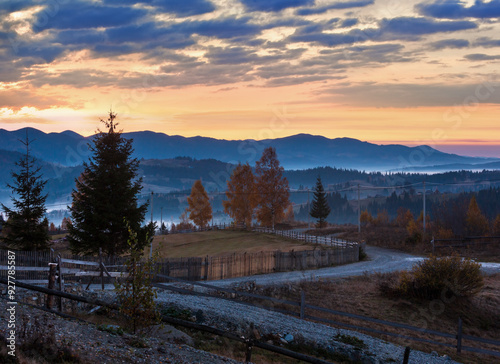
[{"x1": 0, "y1": 127, "x2": 498, "y2": 171}]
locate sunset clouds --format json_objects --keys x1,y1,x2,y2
[{"x1": 1, "y1": 0, "x2": 500, "y2": 155}]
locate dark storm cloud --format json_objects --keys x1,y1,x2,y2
[
  {"x1": 105, "y1": 22, "x2": 195, "y2": 49},
  {"x1": 240, "y1": 0, "x2": 314, "y2": 12},
  {"x1": 296, "y1": 0, "x2": 374, "y2": 15},
  {"x1": 341, "y1": 18, "x2": 359, "y2": 28},
  {"x1": 0, "y1": 0, "x2": 37, "y2": 13},
  {"x1": 152, "y1": 0, "x2": 216, "y2": 16},
  {"x1": 464, "y1": 53, "x2": 500, "y2": 61},
  {"x1": 417, "y1": 0, "x2": 500, "y2": 19},
  {"x1": 474, "y1": 37, "x2": 500, "y2": 48},
  {"x1": 55, "y1": 29, "x2": 107, "y2": 46},
  {"x1": 289, "y1": 27, "x2": 378, "y2": 47},
  {"x1": 205, "y1": 46, "x2": 305, "y2": 65},
  {"x1": 32, "y1": 1, "x2": 147, "y2": 31},
  {"x1": 104, "y1": 0, "x2": 216, "y2": 16},
  {"x1": 104, "y1": 17, "x2": 262, "y2": 52},
  {"x1": 428, "y1": 38, "x2": 470, "y2": 50},
  {"x1": 289, "y1": 17, "x2": 476, "y2": 47},
  {"x1": 379, "y1": 17, "x2": 477, "y2": 37}
]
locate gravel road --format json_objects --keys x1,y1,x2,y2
[
  {"x1": 156, "y1": 289, "x2": 460, "y2": 364},
  {"x1": 206, "y1": 245, "x2": 500, "y2": 288}
]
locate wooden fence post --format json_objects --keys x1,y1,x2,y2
[
  {"x1": 99, "y1": 248, "x2": 104, "y2": 290},
  {"x1": 403, "y1": 346, "x2": 411, "y2": 364},
  {"x1": 47, "y1": 263, "x2": 57, "y2": 309},
  {"x1": 204, "y1": 255, "x2": 209, "y2": 281},
  {"x1": 300, "y1": 291, "x2": 305, "y2": 319},
  {"x1": 57, "y1": 255, "x2": 63, "y2": 311},
  {"x1": 245, "y1": 339, "x2": 253, "y2": 363},
  {"x1": 457, "y1": 317, "x2": 463, "y2": 353}
]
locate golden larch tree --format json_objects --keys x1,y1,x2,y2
[
  {"x1": 254, "y1": 147, "x2": 290, "y2": 229},
  {"x1": 187, "y1": 180, "x2": 212, "y2": 228},
  {"x1": 465, "y1": 195, "x2": 489, "y2": 236},
  {"x1": 223, "y1": 163, "x2": 256, "y2": 227}
]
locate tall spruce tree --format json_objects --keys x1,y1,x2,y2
[
  {"x1": 310, "y1": 176, "x2": 331, "y2": 228},
  {"x1": 1, "y1": 133, "x2": 50, "y2": 250},
  {"x1": 68, "y1": 112, "x2": 150, "y2": 256}
]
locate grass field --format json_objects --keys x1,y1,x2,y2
[{"x1": 150, "y1": 230, "x2": 320, "y2": 258}]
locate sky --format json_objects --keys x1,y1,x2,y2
[{"x1": 1, "y1": 0, "x2": 500, "y2": 157}]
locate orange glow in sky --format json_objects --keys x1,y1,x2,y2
[{"x1": 1, "y1": 0, "x2": 500, "y2": 157}]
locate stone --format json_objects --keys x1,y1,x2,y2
[
  {"x1": 252, "y1": 328, "x2": 261, "y2": 340},
  {"x1": 284, "y1": 334, "x2": 294, "y2": 343}
]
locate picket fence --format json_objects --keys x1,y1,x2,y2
[{"x1": 0, "y1": 245, "x2": 359, "y2": 285}]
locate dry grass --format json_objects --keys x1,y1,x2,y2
[
  {"x1": 150, "y1": 230, "x2": 323, "y2": 258},
  {"x1": 243, "y1": 273, "x2": 500, "y2": 364}
]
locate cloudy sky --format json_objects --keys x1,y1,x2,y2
[{"x1": 1, "y1": 0, "x2": 500, "y2": 156}]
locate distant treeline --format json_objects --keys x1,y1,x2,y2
[{"x1": 295, "y1": 187, "x2": 500, "y2": 228}]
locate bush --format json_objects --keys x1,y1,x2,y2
[
  {"x1": 114, "y1": 221, "x2": 161, "y2": 334},
  {"x1": 380, "y1": 255, "x2": 484, "y2": 300}
]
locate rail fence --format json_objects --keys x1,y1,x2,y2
[
  {"x1": 0, "y1": 278, "x2": 333, "y2": 364},
  {"x1": 254, "y1": 227, "x2": 359, "y2": 248},
  {"x1": 431, "y1": 236, "x2": 500, "y2": 253}
]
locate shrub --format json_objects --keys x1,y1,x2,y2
[
  {"x1": 397, "y1": 255, "x2": 484, "y2": 300},
  {"x1": 114, "y1": 221, "x2": 162, "y2": 334}
]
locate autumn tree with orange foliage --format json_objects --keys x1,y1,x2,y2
[
  {"x1": 187, "y1": 180, "x2": 212, "y2": 228},
  {"x1": 284, "y1": 204, "x2": 295, "y2": 223},
  {"x1": 396, "y1": 207, "x2": 413, "y2": 228},
  {"x1": 223, "y1": 163, "x2": 256, "y2": 227},
  {"x1": 359, "y1": 210, "x2": 372, "y2": 227},
  {"x1": 61, "y1": 217, "x2": 71, "y2": 230},
  {"x1": 465, "y1": 195, "x2": 489, "y2": 236},
  {"x1": 254, "y1": 147, "x2": 290, "y2": 229}
]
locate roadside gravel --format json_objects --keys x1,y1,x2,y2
[{"x1": 156, "y1": 289, "x2": 460, "y2": 364}]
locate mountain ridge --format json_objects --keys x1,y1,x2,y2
[{"x1": 0, "y1": 127, "x2": 497, "y2": 170}]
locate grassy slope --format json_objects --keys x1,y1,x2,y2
[{"x1": 150, "y1": 230, "x2": 322, "y2": 258}]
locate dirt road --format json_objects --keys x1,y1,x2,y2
[{"x1": 208, "y1": 245, "x2": 500, "y2": 287}]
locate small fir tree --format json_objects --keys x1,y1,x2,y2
[
  {"x1": 187, "y1": 180, "x2": 212, "y2": 228},
  {"x1": 310, "y1": 176, "x2": 331, "y2": 228},
  {"x1": 1, "y1": 134, "x2": 50, "y2": 250}
]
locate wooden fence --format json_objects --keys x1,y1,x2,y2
[
  {"x1": 254, "y1": 227, "x2": 359, "y2": 248},
  {"x1": 431, "y1": 236, "x2": 500, "y2": 253},
  {"x1": 0, "y1": 245, "x2": 359, "y2": 285}
]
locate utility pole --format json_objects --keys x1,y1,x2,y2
[
  {"x1": 307, "y1": 187, "x2": 310, "y2": 229},
  {"x1": 160, "y1": 206, "x2": 163, "y2": 234},
  {"x1": 150, "y1": 191, "x2": 153, "y2": 259},
  {"x1": 357, "y1": 184, "x2": 361, "y2": 234},
  {"x1": 423, "y1": 181, "x2": 426, "y2": 235}
]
